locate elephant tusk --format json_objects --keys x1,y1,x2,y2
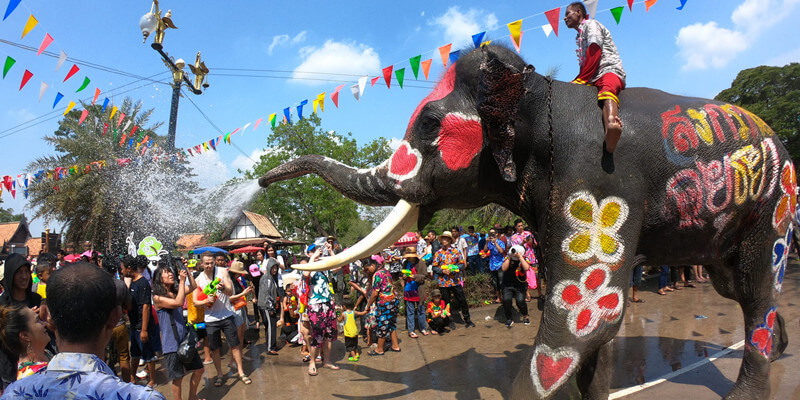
[{"x1": 292, "y1": 199, "x2": 420, "y2": 271}]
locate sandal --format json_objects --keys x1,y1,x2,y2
[
  {"x1": 409, "y1": 332, "x2": 419, "y2": 338},
  {"x1": 389, "y1": 347, "x2": 401, "y2": 352},
  {"x1": 368, "y1": 349, "x2": 385, "y2": 356},
  {"x1": 308, "y1": 365, "x2": 318, "y2": 376},
  {"x1": 240, "y1": 375, "x2": 252, "y2": 385},
  {"x1": 302, "y1": 355, "x2": 311, "y2": 363},
  {"x1": 421, "y1": 330, "x2": 430, "y2": 336},
  {"x1": 630, "y1": 298, "x2": 645, "y2": 303},
  {"x1": 213, "y1": 376, "x2": 224, "y2": 387},
  {"x1": 323, "y1": 363, "x2": 340, "y2": 370}
]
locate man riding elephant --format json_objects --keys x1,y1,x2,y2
[{"x1": 258, "y1": 43, "x2": 792, "y2": 400}]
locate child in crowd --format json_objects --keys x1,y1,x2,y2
[
  {"x1": 426, "y1": 289, "x2": 451, "y2": 335},
  {"x1": 338, "y1": 299, "x2": 366, "y2": 362},
  {"x1": 401, "y1": 248, "x2": 429, "y2": 338}
]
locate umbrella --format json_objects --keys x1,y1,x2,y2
[
  {"x1": 193, "y1": 246, "x2": 228, "y2": 254},
  {"x1": 393, "y1": 232, "x2": 418, "y2": 248},
  {"x1": 64, "y1": 254, "x2": 81, "y2": 262},
  {"x1": 229, "y1": 245, "x2": 263, "y2": 254}
]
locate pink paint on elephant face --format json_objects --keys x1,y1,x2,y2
[
  {"x1": 438, "y1": 112, "x2": 483, "y2": 171},
  {"x1": 387, "y1": 141, "x2": 422, "y2": 181},
  {"x1": 405, "y1": 65, "x2": 456, "y2": 137}
]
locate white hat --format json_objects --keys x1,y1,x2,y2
[{"x1": 510, "y1": 245, "x2": 525, "y2": 255}]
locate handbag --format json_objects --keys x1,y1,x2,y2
[
  {"x1": 526, "y1": 265, "x2": 538, "y2": 290},
  {"x1": 168, "y1": 309, "x2": 199, "y2": 365}
]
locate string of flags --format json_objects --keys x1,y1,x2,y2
[{"x1": 181, "y1": 0, "x2": 689, "y2": 157}]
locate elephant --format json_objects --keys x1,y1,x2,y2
[{"x1": 258, "y1": 44, "x2": 794, "y2": 399}]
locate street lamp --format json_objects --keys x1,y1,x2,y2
[{"x1": 139, "y1": 0, "x2": 209, "y2": 151}]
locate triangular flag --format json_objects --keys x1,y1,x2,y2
[
  {"x1": 3, "y1": 0, "x2": 21, "y2": 20},
  {"x1": 78, "y1": 109, "x2": 89, "y2": 125},
  {"x1": 76, "y1": 76, "x2": 90, "y2": 93},
  {"x1": 63, "y1": 64, "x2": 79, "y2": 82},
  {"x1": 358, "y1": 76, "x2": 367, "y2": 96},
  {"x1": 370, "y1": 76, "x2": 380, "y2": 86},
  {"x1": 52, "y1": 92, "x2": 63, "y2": 108},
  {"x1": 130, "y1": 125, "x2": 139, "y2": 141},
  {"x1": 269, "y1": 113, "x2": 276, "y2": 128},
  {"x1": 38, "y1": 81, "x2": 48, "y2": 101},
  {"x1": 645, "y1": 0, "x2": 657, "y2": 11},
  {"x1": 584, "y1": 0, "x2": 598, "y2": 19},
  {"x1": 253, "y1": 118, "x2": 262, "y2": 130},
  {"x1": 103, "y1": 123, "x2": 108, "y2": 136},
  {"x1": 421, "y1": 59, "x2": 432, "y2": 80},
  {"x1": 438, "y1": 44, "x2": 452, "y2": 67},
  {"x1": 331, "y1": 84, "x2": 345, "y2": 108},
  {"x1": 627, "y1": 0, "x2": 634, "y2": 11},
  {"x1": 448, "y1": 51, "x2": 460, "y2": 66},
  {"x1": 19, "y1": 69, "x2": 32, "y2": 90},
  {"x1": 241, "y1": 122, "x2": 251, "y2": 133},
  {"x1": 409, "y1": 55, "x2": 421, "y2": 79},
  {"x1": 511, "y1": 31, "x2": 524, "y2": 52},
  {"x1": 109, "y1": 106, "x2": 117, "y2": 120},
  {"x1": 21, "y1": 15, "x2": 37, "y2": 39},
  {"x1": 92, "y1": 88, "x2": 101, "y2": 105},
  {"x1": 677, "y1": 0, "x2": 688, "y2": 10},
  {"x1": 395, "y1": 68, "x2": 405, "y2": 89},
  {"x1": 544, "y1": 8, "x2": 560, "y2": 37},
  {"x1": 351, "y1": 84, "x2": 360, "y2": 101},
  {"x1": 63, "y1": 101, "x2": 76, "y2": 115},
  {"x1": 37, "y1": 33, "x2": 53, "y2": 56},
  {"x1": 209, "y1": 139, "x2": 216, "y2": 150},
  {"x1": 472, "y1": 32, "x2": 486, "y2": 49},
  {"x1": 508, "y1": 19, "x2": 523, "y2": 47},
  {"x1": 542, "y1": 24, "x2": 554, "y2": 37},
  {"x1": 283, "y1": 107, "x2": 291, "y2": 124},
  {"x1": 610, "y1": 7, "x2": 624, "y2": 24},
  {"x1": 122, "y1": 120, "x2": 131, "y2": 132},
  {"x1": 101, "y1": 97, "x2": 109, "y2": 113},
  {"x1": 3, "y1": 56, "x2": 15, "y2": 78},
  {"x1": 55, "y1": 50, "x2": 66, "y2": 71},
  {"x1": 312, "y1": 99, "x2": 319, "y2": 114},
  {"x1": 223, "y1": 131, "x2": 231, "y2": 144},
  {"x1": 382, "y1": 66, "x2": 393, "y2": 89},
  {"x1": 117, "y1": 112, "x2": 125, "y2": 126},
  {"x1": 481, "y1": 40, "x2": 492, "y2": 47},
  {"x1": 297, "y1": 99, "x2": 308, "y2": 120},
  {"x1": 317, "y1": 92, "x2": 325, "y2": 112}
]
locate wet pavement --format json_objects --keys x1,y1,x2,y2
[{"x1": 151, "y1": 261, "x2": 800, "y2": 400}]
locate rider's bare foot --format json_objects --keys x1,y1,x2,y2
[{"x1": 604, "y1": 116, "x2": 623, "y2": 153}]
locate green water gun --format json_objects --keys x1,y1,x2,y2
[
  {"x1": 193, "y1": 322, "x2": 206, "y2": 330},
  {"x1": 203, "y1": 277, "x2": 221, "y2": 296},
  {"x1": 31, "y1": 271, "x2": 39, "y2": 285},
  {"x1": 441, "y1": 264, "x2": 460, "y2": 273},
  {"x1": 401, "y1": 269, "x2": 413, "y2": 278}
]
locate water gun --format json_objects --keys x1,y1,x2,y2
[
  {"x1": 479, "y1": 249, "x2": 490, "y2": 257},
  {"x1": 193, "y1": 322, "x2": 206, "y2": 330},
  {"x1": 31, "y1": 271, "x2": 39, "y2": 285},
  {"x1": 422, "y1": 253, "x2": 432, "y2": 263},
  {"x1": 401, "y1": 269, "x2": 413, "y2": 278},
  {"x1": 197, "y1": 278, "x2": 221, "y2": 301},
  {"x1": 188, "y1": 259, "x2": 197, "y2": 269},
  {"x1": 441, "y1": 264, "x2": 460, "y2": 273}
]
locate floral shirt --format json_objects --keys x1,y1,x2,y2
[
  {"x1": 426, "y1": 300, "x2": 450, "y2": 322},
  {"x1": 372, "y1": 269, "x2": 395, "y2": 304},
  {"x1": 487, "y1": 240, "x2": 506, "y2": 271},
  {"x1": 432, "y1": 247, "x2": 465, "y2": 287},
  {"x1": 509, "y1": 230, "x2": 531, "y2": 247},
  {"x1": 1, "y1": 352, "x2": 165, "y2": 400},
  {"x1": 308, "y1": 271, "x2": 333, "y2": 305},
  {"x1": 575, "y1": 19, "x2": 626, "y2": 83}
]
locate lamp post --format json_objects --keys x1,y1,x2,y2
[{"x1": 139, "y1": 0, "x2": 209, "y2": 151}]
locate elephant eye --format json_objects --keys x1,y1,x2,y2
[{"x1": 417, "y1": 107, "x2": 443, "y2": 141}]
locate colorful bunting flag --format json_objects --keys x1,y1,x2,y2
[
  {"x1": 481, "y1": 40, "x2": 492, "y2": 47},
  {"x1": 63, "y1": 101, "x2": 76, "y2": 115},
  {"x1": 269, "y1": 113, "x2": 276, "y2": 128},
  {"x1": 358, "y1": 76, "x2": 367, "y2": 97},
  {"x1": 37, "y1": 33, "x2": 53, "y2": 56},
  {"x1": 21, "y1": 15, "x2": 37, "y2": 39},
  {"x1": 645, "y1": 0, "x2": 657, "y2": 11},
  {"x1": 544, "y1": 9, "x2": 560, "y2": 37},
  {"x1": 511, "y1": 31, "x2": 523, "y2": 52},
  {"x1": 3, "y1": 56, "x2": 15, "y2": 78},
  {"x1": 584, "y1": 0, "x2": 598, "y2": 19},
  {"x1": 297, "y1": 99, "x2": 308, "y2": 120},
  {"x1": 3, "y1": 0, "x2": 21, "y2": 20},
  {"x1": 610, "y1": 6, "x2": 624, "y2": 24},
  {"x1": 395, "y1": 68, "x2": 405, "y2": 89},
  {"x1": 421, "y1": 59, "x2": 432, "y2": 80},
  {"x1": 542, "y1": 24, "x2": 554, "y2": 37},
  {"x1": 253, "y1": 118, "x2": 262, "y2": 130},
  {"x1": 317, "y1": 92, "x2": 325, "y2": 112},
  {"x1": 19, "y1": 69, "x2": 32, "y2": 90},
  {"x1": 241, "y1": 123, "x2": 251, "y2": 134},
  {"x1": 55, "y1": 50, "x2": 66, "y2": 71},
  {"x1": 101, "y1": 97, "x2": 109, "y2": 113},
  {"x1": 331, "y1": 84, "x2": 345, "y2": 108},
  {"x1": 109, "y1": 106, "x2": 117, "y2": 120},
  {"x1": 52, "y1": 92, "x2": 63, "y2": 108},
  {"x1": 92, "y1": 88, "x2": 101, "y2": 105},
  {"x1": 409, "y1": 55, "x2": 421, "y2": 79},
  {"x1": 472, "y1": 32, "x2": 486, "y2": 49},
  {"x1": 382, "y1": 66, "x2": 393, "y2": 89},
  {"x1": 677, "y1": 0, "x2": 688, "y2": 10},
  {"x1": 63, "y1": 64, "x2": 79, "y2": 82},
  {"x1": 38, "y1": 81, "x2": 47, "y2": 101},
  {"x1": 283, "y1": 107, "x2": 291, "y2": 124},
  {"x1": 130, "y1": 125, "x2": 139, "y2": 141},
  {"x1": 448, "y1": 51, "x2": 460, "y2": 66},
  {"x1": 76, "y1": 76, "x2": 90, "y2": 92},
  {"x1": 370, "y1": 76, "x2": 379, "y2": 86},
  {"x1": 508, "y1": 19, "x2": 523, "y2": 47},
  {"x1": 351, "y1": 84, "x2": 360, "y2": 101},
  {"x1": 628, "y1": 0, "x2": 634, "y2": 11},
  {"x1": 438, "y1": 44, "x2": 452, "y2": 67},
  {"x1": 312, "y1": 99, "x2": 319, "y2": 114},
  {"x1": 78, "y1": 109, "x2": 89, "y2": 125},
  {"x1": 103, "y1": 123, "x2": 108, "y2": 136}
]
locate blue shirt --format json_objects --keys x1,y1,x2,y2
[
  {"x1": 1, "y1": 352, "x2": 166, "y2": 400},
  {"x1": 488, "y1": 240, "x2": 506, "y2": 271}
]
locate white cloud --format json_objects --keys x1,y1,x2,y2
[
  {"x1": 231, "y1": 148, "x2": 272, "y2": 172},
  {"x1": 676, "y1": 0, "x2": 799, "y2": 70},
  {"x1": 187, "y1": 150, "x2": 230, "y2": 188},
  {"x1": 292, "y1": 40, "x2": 381, "y2": 84},
  {"x1": 268, "y1": 31, "x2": 307, "y2": 55},
  {"x1": 432, "y1": 6, "x2": 498, "y2": 46},
  {"x1": 388, "y1": 137, "x2": 402, "y2": 151}
]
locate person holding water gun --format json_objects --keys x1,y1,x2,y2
[
  {"x1": 431, "y1": 231, "x2": 474, "y2": 329},
  {"x1": 401, "y1": 247, "x2": 429, "y2": 338}
]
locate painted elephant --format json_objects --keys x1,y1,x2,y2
[{"x1": 258, "y1": 45, "x2": 794, "y2": 399}]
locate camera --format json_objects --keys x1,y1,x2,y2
[{"x1": 510, "y1": 248, "x2": 517, "y2": 254}]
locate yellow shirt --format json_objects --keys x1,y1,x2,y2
[
  {"x1": 36, "y1": 282, "x2": 46, "y2": 299},
  {"x1": 187, "y1": 288, "x2": 204, "y2": 324},
  {"x1": 343, "y1": 310, "x2": 358, "y2": 338}
]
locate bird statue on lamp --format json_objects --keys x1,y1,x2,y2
[{"x1": 189, "y1": 51, "x2": 210, "y2": 90}]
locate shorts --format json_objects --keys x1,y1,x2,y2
[
  {"x1": 163, "y1": 351, "x2": 203, "y2": 381},
  {"x1": 206, "y1": 316, "x2": 240, "y2": 351},
  {"x1": 594, "y1": 73, "x2": 624, "y2": 105},
  {"x1": 111, "y1": 324, "x2": 130, "y2": 365},
  {"x1": 234, "y1": 308, "x2": 247, "y2": 327},
  {"x1": 129, "y1": 328, "x2": 158, "y2": 362},
  {"x1": 376, "y1": 299, "x2": 399, "y2": 338},
  {"x1": 630, "y1": 265, "x2": 643, "y2": 287},
  {"x1": 345, "y1": 336, "x2": 359, "y2": 352},
  {"x1": 308, "y1": 302, "x2": 338, "y2": 348}
]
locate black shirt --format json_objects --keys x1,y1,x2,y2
[
  {"x1": 502, "y1": 259, "x2": 528, "y2": 289},
  {"x1": 129, "y1": 277, "x2": 152, "y2": 331}
]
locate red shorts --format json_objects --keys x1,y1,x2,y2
[{"x1": 593, "y1": 73, "x2": 624, "y2": 105}]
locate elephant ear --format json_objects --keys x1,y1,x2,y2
[{"x1": 477, "y1": 49, "x2": 532, "y2": 182}]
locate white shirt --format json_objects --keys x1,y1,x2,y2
[{"x1": 195, "y1": 267, "x2": 234, "y2": 322}]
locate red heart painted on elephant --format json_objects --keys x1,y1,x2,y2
[
  {"x1": 597, "y1": 293, "x2": 619, "y2": 310},
  {"x1": 388, "y1": 143, "x2": 420, "y2": 179},
  {"x1": 584, "y1": 268, "x2": 606, "y2": 290},
  {"x1": 766, "y1": 309, "x2": 776, "y2": 329},
  {"x1": 576, "y1": 309, "x2": 592, "y2": 331},
  {"x1": 562, "y1": 285, "x2": 582, "y2": 305},
  {"x1": 536, "y1": 353, "x2": 574, "y2": 391},
  {"x1": 750, "y1": 328, "x2": 771, "y2": 354},
  {"x1": 438, "y1": 113, "x2": 483, "y2": 171}
]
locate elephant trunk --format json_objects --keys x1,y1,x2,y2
[{"x1": 258, "y1": 154, "x2": 399, "y2": 206}]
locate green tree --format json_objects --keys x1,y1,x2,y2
[
  {"x1": 715, "y1": 63, "x2": 800, "y2": 162},
  {"x1": 244, "y1": 114, "x2": 392, "y2": 244},
  {"x1": 0, "y1": 199, "x2": 22, "y2": 223}
]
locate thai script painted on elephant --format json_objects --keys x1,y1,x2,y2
[
  {"x1": 552, "y1": 264, "x2": 623, "y2": 337},
  {"x1": 771, "y1": 230, "x2": 790, "y2": 294},
  {"x1": 662, "y1": 104, "x2": 774, "y2": 158},
  {"x1": 561, "y1": 191, "x2": 629, "y2": 269},
  {"x1": 664, "y1": 137, "x2": 780, "y2": 229},
  {"x1": 530, "y1": 344, "x2": 579, "y2": 398},
  {"x1": 771, "y1": 161, "x2": 797, "y2": 235},
  {"x1": 749, "y1": 307, "x2": 777, "y2": 358}
]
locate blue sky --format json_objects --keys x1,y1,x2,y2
[{"x1": 0, "y1": 0, "x2": 797, "y2": 234}]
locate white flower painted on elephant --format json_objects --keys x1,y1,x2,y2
[
  {"x1": 561, "y1": 191, "x2": 629, "y2": 269},
  {"x1": 530, "y1": 344, "x2": 580, "y2": 398},
  {"x1": 552, "y1": 264, "x2": 624, "y2": 337}
]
